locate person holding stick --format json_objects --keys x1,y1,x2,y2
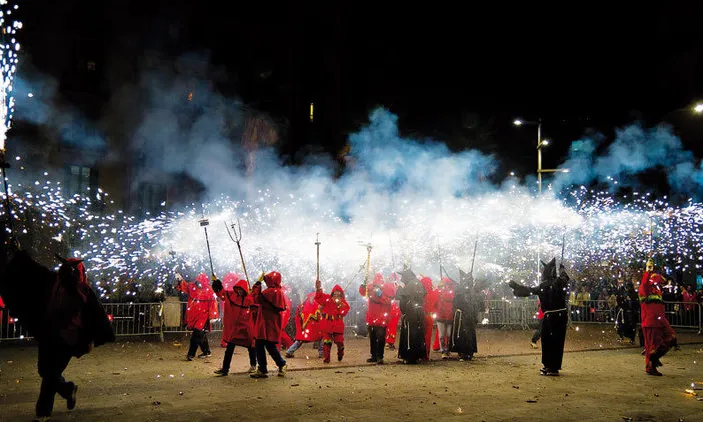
[
  {"x1": 212, "y1": 273, "x2": 257, "y2": 375},
  {"x1": 639, "y1": 258, "x2": 675, "y2": 376},
  {"x1": 509, "y1": 258, "x2": 570, "y2": 376},
  {"x1": 315, "y1": 279, "x2": 350, "y2": 363},
  {"x1": 359, "y1": 273, "x2": 395, "y2": 364},
  {"x1": 176, "y1": 272, "x2": 218, "y2": 361},
  {"x1": 250, "y1": 271, "x2": 288, "y2": 378}
]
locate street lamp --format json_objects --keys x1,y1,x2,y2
[
  {"x1": 694, "y1": 103, "x2": 703, "y2": 114},
  {"x1": 513, "y1": 118, "x2": 545, "y2": 194}
]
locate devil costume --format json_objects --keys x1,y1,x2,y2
[
  {"x1": 450, "y1": 270, "x2": 479, "y2": 360},
  {"x1": 509, "y1": 258, "x2": 569, "y2": 376},
  {"x1": 1, "y1": 249, "x2": 114, "y2": 419},
  {"x1": 396, "y1": 269, "x2": 427, "y2": 364}
]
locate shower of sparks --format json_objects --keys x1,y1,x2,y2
[
  {"x1": 0, "y1": 0, "x2": 21, "y2": 151},
  {"x1": 2, "y1": 169, "x2": 703, "y2": 300}
]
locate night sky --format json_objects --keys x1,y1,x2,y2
[{"x1": 16, "y1": 1, "x2": 703, "y2": 175}]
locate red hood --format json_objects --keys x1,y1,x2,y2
[
  {"x1": 195, "y1": 273, "x2": 210, "y2": 288},
  {"x1": 222, "y1": 272, "x2": 245, "y2": 291},
  {"x1": 420, "y1": 276, "x2": 434, "y2": 293},
  {"x1": 306, "y1": 292, "x2": 317, "y2": 304},
  {"x1": 264, "y1": 271, "x2": 282, "y2": 288},
  {"x1": 331, "y1": 284, "x2": 345, "y2": 299},
  {"x1": 372, "y1": 273, "x2": 384, "y2": 286}
]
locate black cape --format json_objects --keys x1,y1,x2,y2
[
  {"x1": 509, "y1": 258, "x2": 569, "y2": 372},
  {"x1": 450, "y1": 269, "x2": 479, "y2": 357},
  {"x1": 396, "y1": 269, "x2": 427, "y2": 363},
  {"x1": 615, "y1": 282, "x2": 638, "y2": 341},
  {"x1": 0, "y1": 249, "x2": 114, "y2": 356}
]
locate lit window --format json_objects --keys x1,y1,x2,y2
[{"x1": 309, "y1": 102, "x2": 314, "y2": 122}]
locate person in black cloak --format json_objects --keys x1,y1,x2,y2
[
  {"x1": 615, "y1": 280, "x2": 638, "y2": 344},
  {"x1": 396, "y1": 268, "x2": 427, "y2": 364},
  {"x1": 450, "y1": 269, "x2": 480, "y2": 361},
  {"x1": 0, "y1": 246, "x2": 115, "y2": 421},
  {"x1": 508, "y1": 257, "x2": 569, "y2": 376}
]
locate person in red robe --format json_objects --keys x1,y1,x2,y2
[
  {"x1": 315, "y1": 280, "x2": 350, "y2": 363},
  {"x1": 420, "y1": 276, "x2": 439, "y2": 360},
  {"x1": 280, "y1": 286, "x2": 294, "y2": 351},
  {"x1": 212, "y1": 273, "x2": 256, "y2": 375},
  {"x1": 285, "y1": 291, "x2": 323, "y2": 357},
  {"x1": 250, "y1": 271, "x2": 288, "y2": 378},
  {"x1": 385, "y1": 299, "x2": 401, "y2": 350},
  {"x1": 435, "y1": 277, "x2": 455, "y2": 358},
  {"x1": 639, "y1": 259, "x2": 675, "y2": 376},
  {"x1": 176, "y1": 272, "x2": 219, "y2": 361},
  {"x1": 359, "y1": 273, "x2": 396, "y2": 364}
]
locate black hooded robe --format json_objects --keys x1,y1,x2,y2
[
  {"x1": 396, "y1": 269, "x2": 427, "y2": 363},
  {"x1": 615, "y1": 282, "x2": 638, "y2": 342},
  {"x1": 509, "y1": 258, "x2": 569, "y2": 373},
  {"x1": 450, "y1": 270, "x2": 479, "y2": 359}
]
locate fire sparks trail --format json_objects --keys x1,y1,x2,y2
[
  {"x1": 0, "y1": 0, "x2": 21, "y2": 151},
  {"x1": 2, "y1": 170, "x2": 703, "y2": 299}
]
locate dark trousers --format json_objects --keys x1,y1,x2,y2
[
  {"x1": 531, "y1": 319, "x2": 543, "y2": 343},
  {"x1": 255, "y1": 339, "x2": 286, "y2": 374},
  {"x1": 36, "y1": 344, "x2": 74, "y2": 417},
  {"x1": 368, "y1": 325, "x2": 387, "y2": 360},
  {"x1": 222, "y1": 342, "x2": 257, "y2": 372},
  {"x1": 188, "y1": 328, "x2": 211, "y2": 357}
]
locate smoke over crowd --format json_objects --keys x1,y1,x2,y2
[{"x1": 5, "y1": 52, "x2": 703, "y2": 298}]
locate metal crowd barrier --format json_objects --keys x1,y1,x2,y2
[{"x1": 1, "y1": 298, "x2": 700, "y2": 342}]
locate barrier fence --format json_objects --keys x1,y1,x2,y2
[{"x1": 1, "y1": 298, "x2": 700, "y2": 341}]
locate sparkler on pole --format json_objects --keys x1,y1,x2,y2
[
  {"x1": 225, "y1": 219, "x2": 250, "y2": 289},
  {"x1": 315, "y1": 233, "x2": 321, "y2": 281},
  {"x1": 362, "y1": 242, "x2": 373, "y2": 298},
  {"x1": 469, "y1": 238, "x2": 478, "y2": 277},
  {"x1": 198, "y1": 208, "x2": 215, "y2": 277}
]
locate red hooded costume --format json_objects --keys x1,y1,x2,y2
[
  {"x1": 420, "y1": 276, "x2": 438, "y2": 359},
  {"x1": 316, "y1": 283, "x2": 350, "y2": 363},
  {"x1": 177, "y1": 273, "x2": 219, "y2": 331},
  {"x1": 639, "y1": 271, "x2": 675, "y2": 373},
  {"x1": 251, "y1": 271, "x2": 287, "y2": 343},
  {"x1": 295, "y1": 292, "x2": 322, "y2": 342},
  {"x1": 316, "y1": 284, "x2": 350, "y2": 334},
  {"x1": 215, "y1": 273, "x2": 254, "y2": 347},
  {"x1": 433, "y1": 277, "x2": 455, "y2": 351},
  {"x1": 280, "y1": 286, "x2": 293, "y2": 349},
  {"x1": 386, "y1": 299, "x2": 401, "y2": 346},
  {"x1": 359, "y1": 273, "x2": 395, "y2": 327}
]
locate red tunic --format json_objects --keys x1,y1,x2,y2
[
  {"x1": 385, "y1": 300, "x2": 401, "y2": 345},
  {"x1": 638, "y1": 272, "x2": 666, "y2": 328},
  {"x1": 359, "y1": 273, "x2": 395, "y2": 327},
  {"x1": 315, "y1": 284, "x2": 350, "y2": 335},
  {"x1": 436, "y1": 278, "x2": 455, "y2": 321},
  {"x1": 216, "y1": 274, "x2": 254, "y2": 347},
  {"x1": 251, "y1": 272, "x2": 287, "y2": 343},
  {"x1": 295, "y1": 292, "x2": 322, "y2": 342},
  {"x1": 176, "y1": 274, "x2": 218, "y2": 331}
]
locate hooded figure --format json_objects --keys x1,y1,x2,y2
[
  {"x1": 2, "y1": 250, "x2": 114, "y2": 420},
  {"x1": 285, "y1": 291, "x2": 323, "y2": 358},
  {"x1": 615, "y1": 281, "x2": 638, "y2": 344},
  {"x1": 509, "y1": 258, "x2": 569, "y2": 376},
  {"x1": 450, "y1": 270, "x2": 480, "y2": 360},
  {"x1": 359, "y1": 273, "x2": 396, "y2": 364},
  {"x1": 315, "y1": 281, "x2": 350, "y2": 363},
  {"x1": 176, "y1": 273, "x2": 218, "y2": 360},
  {"x1": 212, "y1": 273, "x2": 257, "y2": 375},
  {"x1": 280, "y1": 285, "x2": 294, "y2": 350},
  {"x1": 435, "y1": 276, "x2": 455, "y2": 357},
  {"x1": 250, "y1": 271, "x2": 288, "y2": 378},
  {"x1": 639, "y1": 261, "x2": 675, "y2": 376},
  {"x1": 397, "y1": 269, "x2": 428, "y2": 364}
]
